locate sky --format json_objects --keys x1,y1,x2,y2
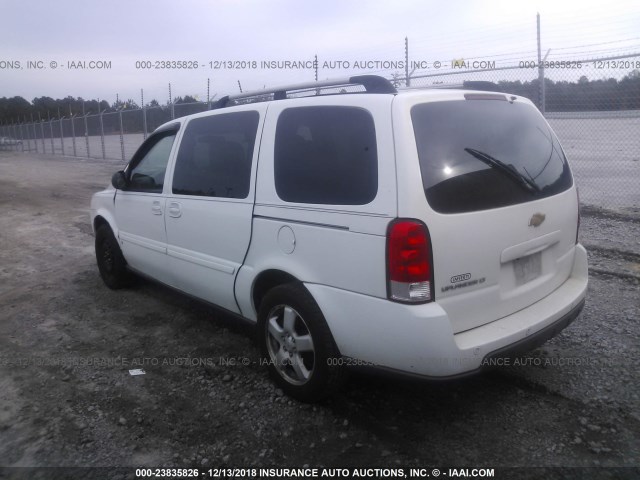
[{"x1": 1, "y1": 0, "x2": 639, "y2": 106}]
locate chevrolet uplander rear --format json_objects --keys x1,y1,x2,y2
[{"x1": 91, "y1": 76, "x2": 588, "y2": 401}]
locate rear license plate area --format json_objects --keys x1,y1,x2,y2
[{"x1": 513, "y1": 252, "x2": 542, "y2": 286}]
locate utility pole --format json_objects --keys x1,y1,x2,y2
[
  {"x1": 141, "y1": 88, "x2": 147, "y2": 139},
  {"x1": 314, "y1": 54, "x2": 318, "y2": 82},
  {"x1": 31, "y1": 113, "x2": 38, "y2": 153},
  {"x1": 39, "y1": 112, "x2": 45, "y2": 153},
  {"x1": 537, "y1": 13, "x2": 545, "y2": 114},
  {"x1": 405, "y1": 37, "x2": 410, "y2": 87},
  {"x1": 69, "y1": 104, "x2": 77, "y2": 156},
  {"x1": 169, "y1": 83, "x2": 174, "y2": 119},
  {"x1": 82, "y1": 100, "x2": 90, "y2": 157}
]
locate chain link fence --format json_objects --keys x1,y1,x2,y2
[{"x1": 1, "y1": 54, "x2": 638, "y2": 212}]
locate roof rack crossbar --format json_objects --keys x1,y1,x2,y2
[{"x1": 214, "y1": 75, "x2": 396, "y2": 108}]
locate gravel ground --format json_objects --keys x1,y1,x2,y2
[{"x1": 0, "y1": 152, "x2": 638, "y2": 479}]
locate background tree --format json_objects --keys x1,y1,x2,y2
[{"x1": 2, "y1": 72, "x2": 640, "y2": 124}]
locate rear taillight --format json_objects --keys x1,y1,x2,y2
[{"x1": 387, "y1": 219, "x2": 433, "y2": 303}]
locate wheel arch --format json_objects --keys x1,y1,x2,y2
[
  {"x1": 92, "y1": 210, "x2": 118, "y2": 238},
  {"x1": 252, "y1": 269, "x2": 300, "y2": 314}
]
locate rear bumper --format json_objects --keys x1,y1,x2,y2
[
  {"x1": 482, "y1": 297, "x2": 584, "y2": 364},
  {"x1": 306, "y1": 244, "x2": 588, "y2": 378}
]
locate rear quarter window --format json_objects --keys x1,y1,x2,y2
[
  {"x1": 411, "y1": 99, "x2": 573, "y2": 214},
  {"x1": 274, "y1": 106, "x2": 378, "y2": 205}
]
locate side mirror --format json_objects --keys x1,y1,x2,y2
[{"x1": 111, "y1": 171, "x2": 128, "y2": 190}]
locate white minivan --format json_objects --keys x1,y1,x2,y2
[{"x1": 91, "y1": 75, "x2": 588, "y2": 401}]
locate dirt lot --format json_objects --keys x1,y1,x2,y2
[{"x1": 0, "y1": 152, "x2": 639, "y2": 479}]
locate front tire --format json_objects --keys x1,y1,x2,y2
[
  {"x1": 95, "y1": 224, "x2": 130, "y2": 289},
  {"x1": 257, "y1": 283, "x2": 346, "y2": 402}
]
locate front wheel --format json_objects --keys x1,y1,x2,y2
[
  {"x1": 257, "y1": 283, "x2": 346, "y2": 402},
  {"x1": 95, "y1": 224, "x2": 130, "y2": 289}
]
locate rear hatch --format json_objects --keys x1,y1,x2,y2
[{"x1": 408, "y1": 92, "x2": 578, "y2": 333}]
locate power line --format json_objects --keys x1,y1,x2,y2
[{"x1": 550, "y1": 37, "x2": 640, "y2": 52}]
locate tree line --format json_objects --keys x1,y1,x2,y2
[
  {"x1": 2, "y1": 71, "x2": 639, "y2": 125},
  {"x1": 494, "y1": 70, "x2": 640, "y2": 111},
  {"x1": 0, "y1": 95, "x2": 200, "y2": 125}
]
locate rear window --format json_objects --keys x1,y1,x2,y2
[{"x1": 411, "y1": 99, "x2": 572, "y2": 214}]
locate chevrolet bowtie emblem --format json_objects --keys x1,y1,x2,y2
[{"x1": 529, "y1": 213, "x2": 546, "y2": 227}]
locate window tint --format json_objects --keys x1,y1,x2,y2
[
  {"x1": 274, "y1": 106, "x2": 378, "y2": 205},
  {"x1": 128, "y1": 133, "x2": 176, "y2": 193},
  {"x1": 172, "y1": 111, "x2": 259, "y2": 198},
  {"x1": 411, "y1": 100, "x2": 573, "y2": 214}
]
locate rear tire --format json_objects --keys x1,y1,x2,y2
[
  {"x1": 257, "y1": 283, "x2": 347, "y2": 402},
  {"x1": 95, "y1": 224, "x2": 130, "y2": 289}
]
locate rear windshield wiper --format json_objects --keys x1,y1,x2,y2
[{"x1": 464, "y1": 148, "x2": 540, "y2": 193}]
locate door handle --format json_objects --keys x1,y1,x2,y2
[
  {"x1": 151, "y1": 200, "x2": 163, "y2": 215},
  {"x1": 168, "y1": 201, "x2": 182, "y2": 218}
]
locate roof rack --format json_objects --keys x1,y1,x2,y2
[{"x1": 215, "y1": 75, "x2": 397, "y2": 108}]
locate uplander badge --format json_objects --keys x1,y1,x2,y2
[
  {"x1": 529, "y1": 213, "x2": 546, "y2": 227},
  {"x1": 451, "y1": 273, "x2": 471, "y2": 283},
  {"x1": 442, "y1": 274, "x2": 485, "y2": 293}
]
